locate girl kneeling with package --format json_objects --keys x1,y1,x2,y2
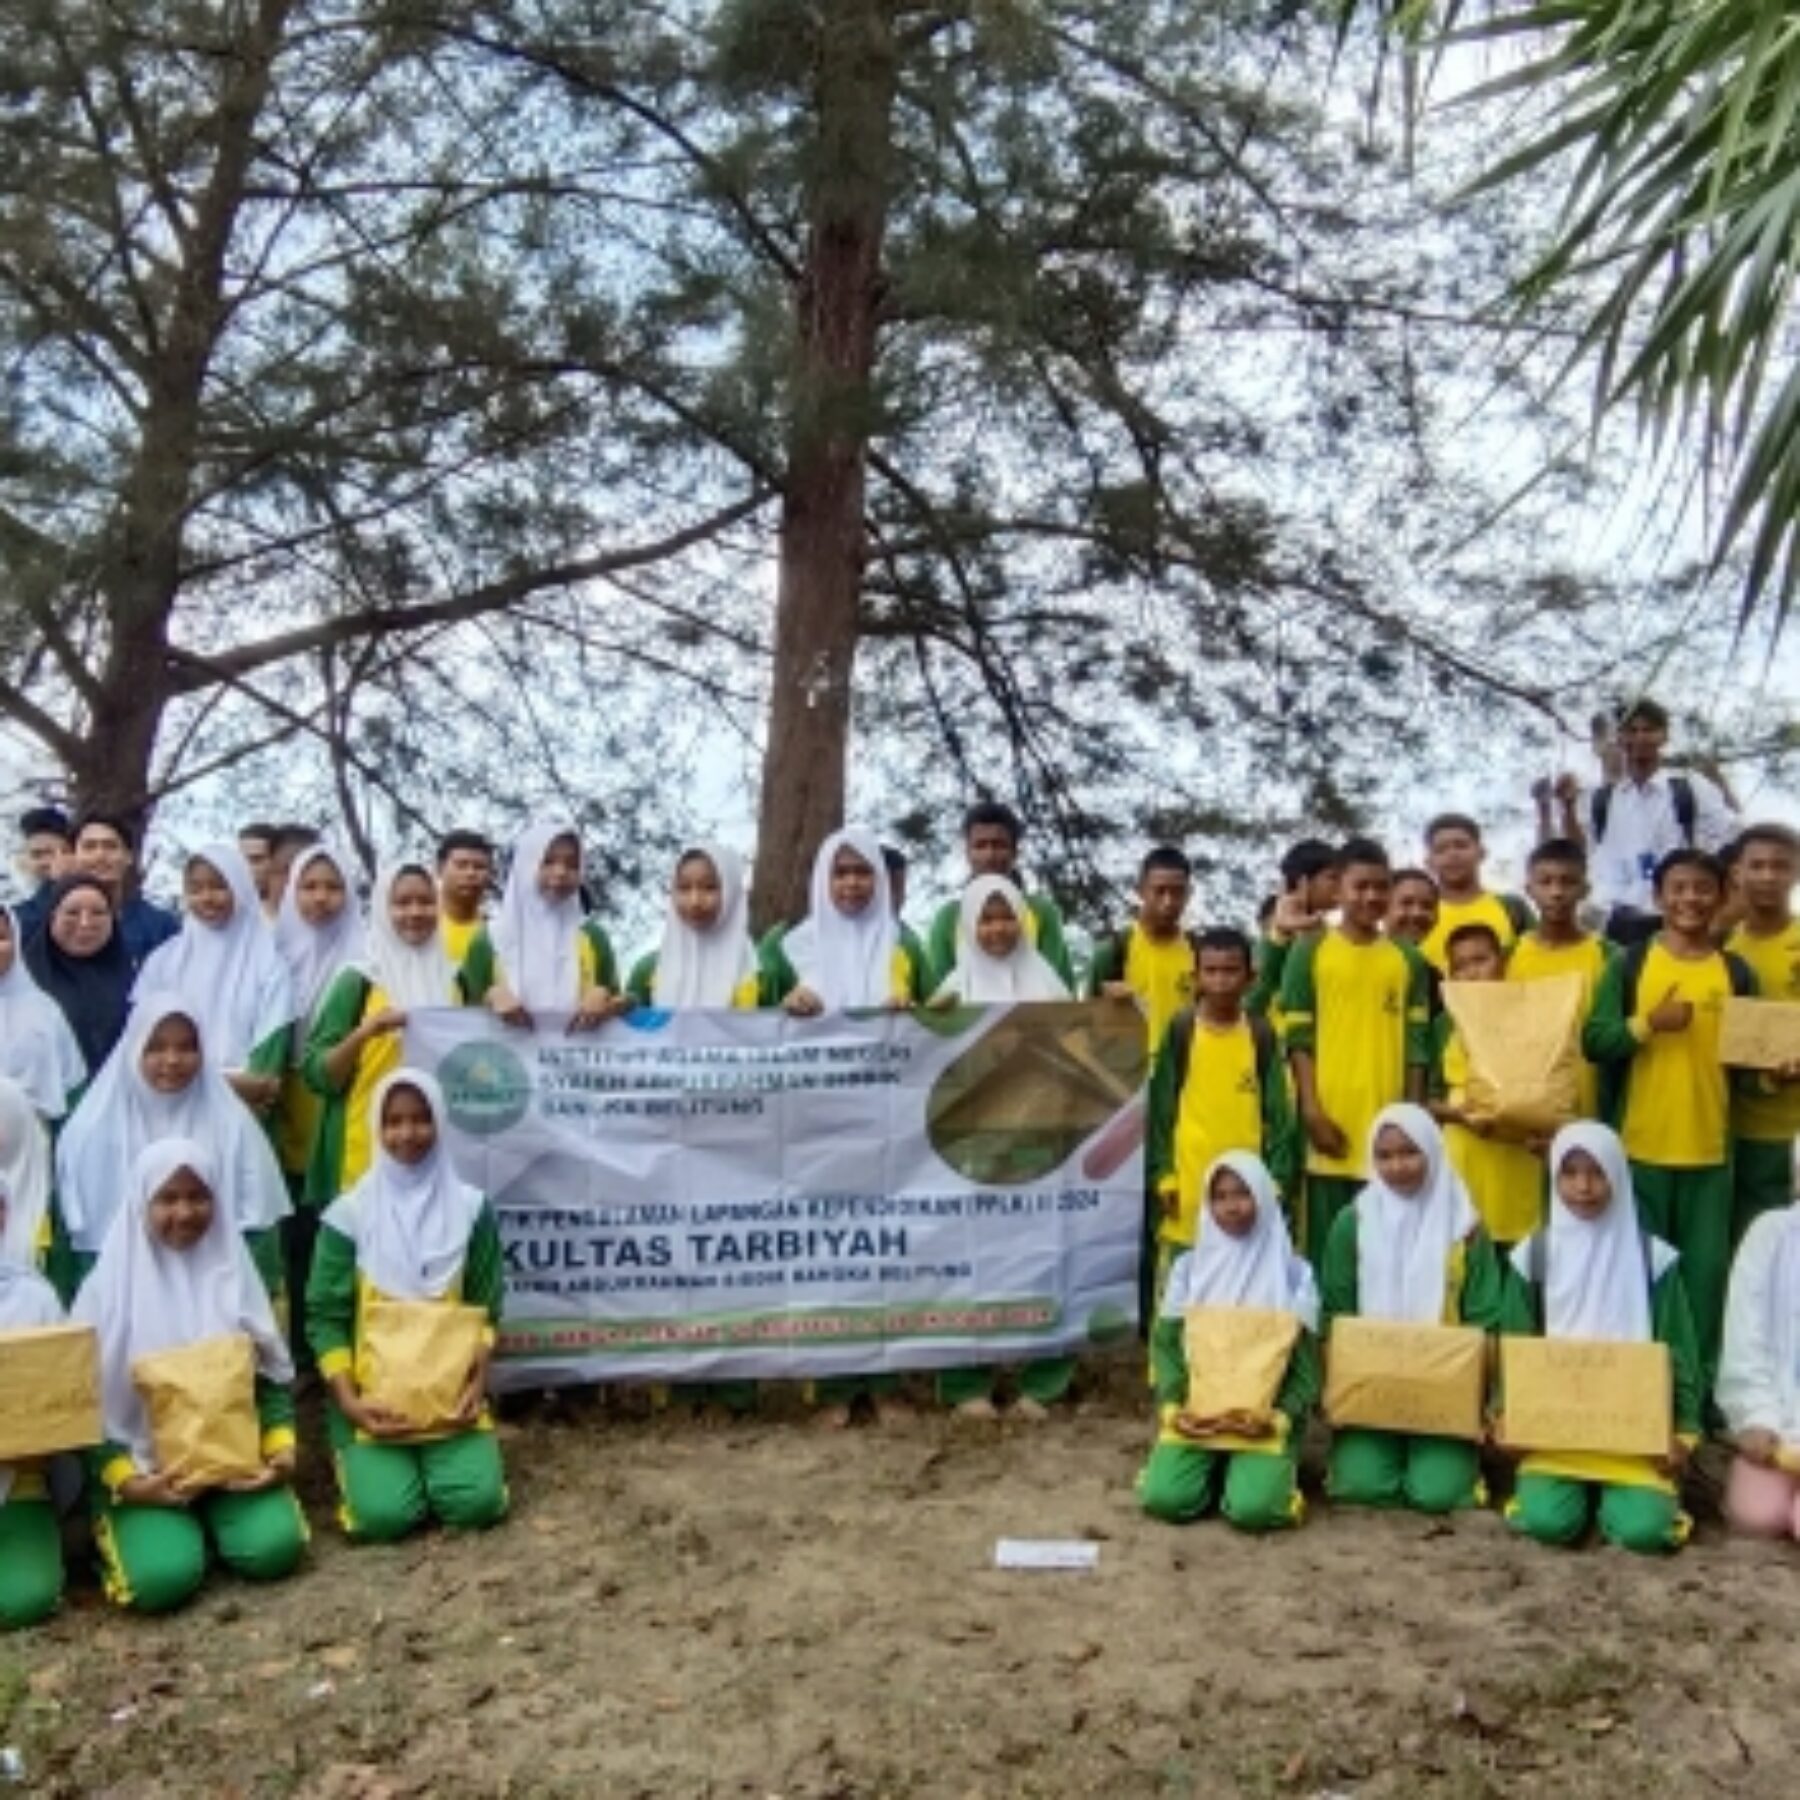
[
  {"x1": 1139, "y1": 1153, "x2": 1318, "y2": 1531},
  {"x1": 306, "y1": 1070, "x2": 508, "y2": 1542},
  {"x1": 75, "y1": 1140, "x2": 306, "y2": 1613}
]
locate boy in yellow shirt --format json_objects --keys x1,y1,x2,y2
[
  {"x1": 1248, "y1": 839, "x2": 1339, "y2": 1019},
  {"x1": 1279, "y1": 839, "x2": 1431, "y2": 1264},
  {"x1": 1724, "y1": 824, "x2": 1800, "y2": 1241},
  {"x1": 1584, "y1": 849, "x2": 1756, "y2": 1392},
  {"x1": 435, "y1": 829, "x2": 494, "y2": 969},
  {"x1": 1088, "y1": 845, "x2": 1197, "y2": 1053},
  {"x1": 1417, "y1": 812, "x2": 1534, "y2": 974},
  {"x1": 1507, "y1": 838, "x2": 1613, "y2": 1118}
]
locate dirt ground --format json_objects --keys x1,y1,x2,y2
[{"x1": 6, "y1": 1356, "x2": 1800, "y2": 1798}]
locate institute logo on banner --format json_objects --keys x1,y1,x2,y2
[{"x1": 438, "y1": 1040, "x2": 533, "y2": 1137}]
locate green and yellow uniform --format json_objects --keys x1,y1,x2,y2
[
  {"x1": 625, "y1": 954, "x2": 764, "y2": 1010},
  {"x1": 1319, "y1": 1207, "x2": 1505, "y2": 1513},
  {"x1": 1279, "y1": 931, "x2": 1431, "y2": 1263},
  {"x1": 760, "y1": 923, "x2": 932, "y2": 1007},
  {"x1": 926, "y1": 890, "x2": 1073, "y2": 994},
  {"x1": 306, "y1": 1196, "x2": 509, "y2": 1542},
  {"x1": 1419, "y1": 890, "x2": 1532, "y2": 975},
  {"x1": 1432, "y1": 1012, "x2": 1545, "y2": 1250},
  {"x1": 440, "y1": 911, "x2": 484, "y2": 972},
  {"x1": 1507, "y1": 930, "x2": 1613, "y2": 1119},
  {"x1": 1725, "y1": 920, "x2": 1800, "y2": 1242},
  {"x1": 300, "y1": 970, "x2": 423, "y2": 1206},
  {"x1": 457, "y1": 920, "x2": 619, "y2": 1005},
  {"x1": 1086, "y1": 923, "x2": 1195, "y2": 1053}
]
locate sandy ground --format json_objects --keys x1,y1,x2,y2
[{"x1": 6, "y1": 1357, "x2": 1800, "y2": 1798}]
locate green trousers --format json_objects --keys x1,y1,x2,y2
[
  {"x1": 1304, "y1": 1174, "x2": 1361, "y2": 1269},
  {"x1": 1732, "y1": 1138, "x2": 1790, "y2": 1247},
  {"x1": 1138, "y1": 1443, "x2": 1301, "y2": 1532},
  {"x1": 937, "y1": 1359, "x2": 1075, "y2": 1408},
  {"x1": 1507, "y1": 1474, "x2": 1684, "y2": 1556},
  {"x1": 0, "y1": 1498, "x2": 63, "y2": 1630},
  {"x1": 1328, "y1": 1428, "x2": 1481, "y2": 1514},
  {"x1": 94, "y1": 1485, "x2": 307, "y2": 1613},
  {"x1": 1630, "y1": 1160, "x2": 1731, "y2": 1394},
  {"x1": 329, "y1": 1409, "x2": 508, "y2": 1543}
]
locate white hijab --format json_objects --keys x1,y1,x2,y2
[
  {"x1": 55, "y1": 994, "x2": 291, "y2": 1252},
  {"x1": 1161, "y1": 1152, "x2": 1319, "y2": 1332},
  {"x1": 653, "y1": 844, "x2": 759, "y2": 1008},
  {"x1": 322, "y1": 1069, "x2": 485, "y2": 1300},
  {"x1": 0, "y1": 1077, "x2": 52, "y2": 1273},
  {"x1": 0, "y1": 903, "x2": 87, "y2": 1117},
  {"x1": 1510, "y1": 1122, "x2": 1675, "y2": 1342},
  {"x1": 492, "y1": 820, "x2": 585, "y2": 1011},
  {"x1": 1353, "y1": 1103, "x2": 1481, "y2": 1325},
  {"x1": 782, "y1": 826, "x2": 897, "y2": 1009},
  {"x1": 134, "y1": 841, "x2": 295, "y2": 1068},
  {"x1": 0, "y1": 1219, "x2": 64, "y2": 1503},
  {"x1": 275, "y1": 843, "x2": 367, "y2": 1026},
  {"x1": 935, "y1": 875, "x2": 1070, "y2": 1002},
  {"x1": 359, "y1": 862, "x2": 456, "y2": 1011},
  {"x1": 73, "y1": 1137, "x2": 292, "y2": 1473}
]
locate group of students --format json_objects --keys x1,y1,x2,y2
[{"x1": 3, "y1": 697, "x2": 1800, "y2": 1630}]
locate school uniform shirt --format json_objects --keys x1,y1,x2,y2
[
  {"x1": 926, "y1": 887, "x2": 1075, "y2": 992},
  {"x1": 440, "y1": 912, "x2": 484, "y2": 971},
  {"x1": 0, "y1": 1078, "x2": 53, "y2": 1271},
  {"x1": 1589, "y1": 769, "x2": 1735, "y2": 913},
  {"x1": 1726, "y1": 922, "x2": 1800, "y2": 1144},
  {"x1": 1507, "y1": 931, "x2": 1613, "y2": 1119},
  {"x1": 1433, "y1": 1014, "x2": 1546, "y2": 1247},
  {"x1": 0, "y1": 1257, "x2": 66, "y2": 1507},
  {"x1": 1717, "y1": 1203, "x2": 1800, "y2": 1448},
  {"x1": 626, "y1": 845, "x2": 762, "y2": 1009},
  {"x1": 1279, "y1": 931, "x2": 1430, "y2": 1179},
  {"x1": 1418, "y1": 891, "x2": 1529, "y2": 976},
  {"x1": 1086, "y1": 924, "x2": 1194, "y2": 1052}
]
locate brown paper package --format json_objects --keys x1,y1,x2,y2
[
  {"x1": 1182, "y1": 1306, "x2": 1300, "y2": 1420},
  {"x1": 362, "y1": 1300, "x2": 489, "y2": 1435},
  {"x1": 1500, "y1": 1336, "x2": 1671, "y2": 1459},
  {"x1": 131, "y1": 1332, "x2": 263, "y2": 1487},
  {"x1": 1441, "y1": 974, "x2": 1583, "y2": 1138},
  {"x1": 0, "y1": 1325, "x2": 104, "y2": 1461},
  {"x1": 1324, "y1": 1318, "x2": 1487, "y2": 1441}
]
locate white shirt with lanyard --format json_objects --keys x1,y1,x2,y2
[{"x1": 1589, "y1": 769, "x2": 1735, "y2": 914}]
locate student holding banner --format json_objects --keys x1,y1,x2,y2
[{"x1": 626, "y1": 845, "x2": 764, "y2": 1009}]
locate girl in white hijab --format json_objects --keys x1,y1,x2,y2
[
  {"x1": 1501, "y1": 1122, "x2": 1696, "y2": 1555},
  {"x1": 0, "y1": 1079, "x2": 52, "y2": 1277},
  {"x1": 74, "y1": 1138, "x2": 305, "y2": 1611},
  {"x1": 468, "y1": 820, "x2": 620, "y2": 1029},
  {"x1": 308, "y1": 1070, "x2": 509, "y2": 1544},
  {"x1": 55, "y1": 994, "x2": 290, "y2": 1261},
  {"x1": 274, "y1": 843, "x2": 367, "y2": 1030},
  {"x1": 1321, "y1": 1103, "x2": 1505, "y2": 1516},
  {"x1": 932, "y1": 876, "x2": 1071, "y2": 1003},
  {"x1": 133, "y1": 842, "x2": 295, "y2": 1111},
  {"x1": 629, "y1": 844, "x2": 761, "y2": 1009},
  {"x1": 0, "y1": 904, "x2": 85, "y2": 1119},
  {"x1": 776, "y1": 827, "x2": 904, "y2": 1014},
  {"x1": 1140, "y1": 1153, "x2": 1320, "y2": 1532}
]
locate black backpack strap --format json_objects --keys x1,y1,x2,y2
[
  {"x1": 1591, "y1": 783, "x2": 1613, "y2": 841},
  {"x1": 1500, "y1": 892, "x2": 1534, "y2": 937},
  {"x1": 1248, "y1": 1010, "x2": 1277, "y2": 1085},
  {"x1": 1670, "y1": 776, "x2": 1696, "y2": 847},
  {"x1": 1163, "y1": 1007, "x2": 1195, "y2": 1092},
  {"x1": 1617, "y1": 935, "x2": 1651, "y2": 1019},
  {"x1": 1724, "y1": 950, "x2": 1756, "y2": 999}
]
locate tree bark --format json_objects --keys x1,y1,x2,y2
[{"x1": 749, "y1": 0, "x2": 898, "y2": 934}]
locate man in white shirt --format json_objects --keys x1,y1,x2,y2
[{"x1": 1537, "y1": 697, "x2": 1736, "y2": 940}]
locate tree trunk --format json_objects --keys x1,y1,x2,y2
[{"x1": 749, "y1": 0, "x2": 898, "y2": 934}]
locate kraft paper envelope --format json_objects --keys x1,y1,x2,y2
[
  {"x1": 363, "y1": 1301, "x2": 489, "y2": 1435},
  {"x1": 1183, "y1": 1306, "x2": 1300, "y2": 1421},
  {"x1": 1442, "y1": 975, "x2": 1583, "y2": 1137},
  {"x1": 1324, "y1": 1318, "x2": 1486, "y2": 1441},
  {"x1": 131, "y1": 1332, "x2": 262, "y2": 1488},
  {"x1": 1719, "y1": 997, "x2": 1800, "y2": 1072},
  {"x1": 0, "y1": 1324, "x2": 103, "y2": 1461},
  {"x1": 1500, "y1": 1336, "x2": 1671, "y2": 1459}
]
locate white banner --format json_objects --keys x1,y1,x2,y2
[{"x1": 402, "y1": 1001, "x2": 1148, "y2": 1389}]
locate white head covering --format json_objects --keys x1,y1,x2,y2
[
  {"x1": 1353, "y1": 1103, "x2": 1481, "y2": 1325},
  {"x1": 653, "y1": 844, "x2": 758, "y2": 1008},
  {"x1": 0, "y1": 903, "x2": 87, "y2": 1117},
  {"x1": 935, "y1": 875, "x2": 1070, "y2": 1002},
  {"x1": 1160, "y1": 1152, "x2": 1319, "y2": 1332},
  {"x1": 54, "y1": 994, "x2": 291, "y2": 1252},
  {"x1": 491, "y1": 820, "x2": 585, "y2": 1011},
  {"x1": 0, "y1": 1077, "x2": 52, "y2": 1274},
  {"x1": 322, "y1": 1069, "x2": 484, "y2": 1299},
  {"x1": 73, "y1": 1137, "x2": 292, "y2": 1473},
  {"x1": 359, "y1": 862, "x2": 455, "y2": 1011},
  {"x1": 1509, "y1": 1122, "x2": 1675, "y2": 1341},
  {"x1": 275, "y1": 842, "x2": 366, "y2": 1026},
  {"x1": 133, "y1": 841, "x2": 295, "y2": 1068},
  {"x1": 782, "y1": 826, "x2": 897, "y2": 1009}
]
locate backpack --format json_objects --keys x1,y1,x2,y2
[
  {"x1": 1499, "y1": 892, "x2": 1535, "y2": 937},
  {"x1": 1162, "y1": 1006, "x2": 1278, "y2": 1098},
  {"x1": 1590, "y1": 776, "x2": 1696, "y2": 848},
  {"x1": 1616, "y1": 936, "x2": 1754, "y2": 1015}
]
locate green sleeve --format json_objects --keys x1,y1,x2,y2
[
  {"x1": 1455, "y1": 1227, "x2": 1507, "y2": 1332},
  {"x1": 247, "y1": 1025, "x2": 291, "y2": 1079},
  {"x1": 464, "y1": 1202, "x2": 505, "y2": 1324},
  {"x1": 1274, "y1": 1329, "x2": 1321, "y2": 1421},
  {"x1": 457, "y1": 927, "x2": 496, "y2": 1004},
  {"x1": 583, "y1": 921, "x2": 620, "y2": 991},
  {"x1": 1260, "y1": 1033, "x2": 1301, "y2": 1201},
  {"x1": 1653, "y1": 1267, "x2": 1703, "y2": 1437},
  {"x1": 925, "y1": 900, "x2": 959, "y2": 988},
  {"x1": 304, "y1": 1220, "x2": 360, "y2": 1367},
  {"x1": 1401, "y1": 941, "x2": 1430, "y2": 1070},
  {"x1": 1498, "y1": 1259, "x2": 1540, "y2": 1337},
  {"x1": 1150, "y1": 1312, "x2": 1188, "y2": 1408},
  {"x1": 255, "y1": 1374, "x2": 296, "y2": 1434},
  {"x1": 626, "y1": 953, "x2": 657, "y2": 1007},
  {"x1": 1144, "y1": 1014, "x2": 1186, "y2": 1196},
  {"x1": 1319, "y1": 1206, "x2": 1360, "y2": 1332},
  {"x1": 758, "y1": 925, "x2": 799, "y2": 1003},
  {"x1": 302, "y1": 969, "x2": 374, "y2": 1098},
  {"x1": 1277, "y1": 933, "x2": 1320, "y2": 1055},
  {"x1": 1030, "y1": 895, "x2": 1076, "y2": 990},
  {"x1": 1085, "y1": 931, "x2": 1125, "y2": 999},
  {"x1": 1428, "y1": 1013, "x2": 1454, "y2": 1102},
  {"x1": 1247, "y1": 934, "x2": 1290, "y2": 1019},
  {"x1": 1581, "y1": 953, "x2": 1641, "y2": 1065},
  {"x1": 898, "y1": 923, "x2": 932, "y2": 1003}
]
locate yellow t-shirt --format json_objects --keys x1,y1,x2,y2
[
  {"x1": 1124, "y1": 929, "x2": 1196, "y2": 1053},
  {"x1": 1727, "y1": 921, "x2": 1800, "y2": 1141},
  {"x1": 275, "y1": 1067, "x2": 324, "y2": 1178},
  {"x1": 1620, "y1": 941, "x2": 1732, "y2": 1168},
  {"x1": 647, "y1": 966, "x2": 762, "y2": 1010},
  {"x1": 441, "y1": 912, "x2": 484, "y2": 969},
  {"x1": 1167, "y1": 1021, "x2": 1262, "y2": 1247},
  {"x1": 1302, "y1": 933, "x2": 1422, "y2": 1178},
  {"x1": 342, "y1": 982, "x2": 402, "y2": 1192},
  {"x1": 1441, "y1": 1026, "x2": 1546, "y2": 1246},
  {"x1": 1420, "y1": 891, "x2": 1521, "y2": 975},
  {"x1": 1507, "y1": 931, "x2": 1610, "y2": 1118}
]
